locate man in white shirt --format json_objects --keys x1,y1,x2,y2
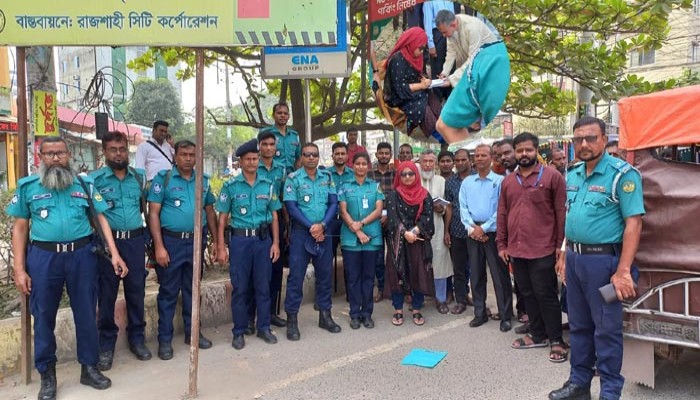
[{"x1": 135, "y1": 120, "x2": 174, "y2": 181}]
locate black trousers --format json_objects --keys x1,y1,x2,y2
[
  {"x1": 430, "y1": 28, "x2": 452, "y2": 101},
  {"x1": 467, "y1": 232, "x2": 513, "y2": 320},
  {"x1": 449, "y1": 235, "x2": 470, "y2": 304},
  {"x1": 511, "y1": 254, "x2": 563, "y2": 342}
]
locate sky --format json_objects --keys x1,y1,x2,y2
[{"x1": 181, "y1": 63, "x2": 253, "y2": 114}]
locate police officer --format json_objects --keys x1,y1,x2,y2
[
  {"x1": 258, "y1": 102, "x2": 301, "y2": 175},
  {"x1": 549, "y1": 117, "x2": 644, "y2": 400},
  {"x1": 216, "y1": 139, "x2": 281, "y2": 350},
  {"x1": 8, "y1": 136, "x2": 127, "y2": 400},
  {"x1": 91, "y1": 131, "x2": 152, "y2": 371},
  {"x1": 147, "y1": 140, "x2": 218, "y2": 360},
  {"x1": 284, "y1": 143, "x2": 342, "y2": 340},
  {"x1": 329, "y1": 142, "x2": 355, "y2": 294}
]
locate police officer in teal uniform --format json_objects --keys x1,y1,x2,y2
[
  {"x1": 258, "y1": 102, "x2": 301, "y2": 175},
  {"x1": 338, "y1": 152, "x2": 385, "y2": 329},
  {"x1": 8, "y1": 136, "x2": 127, "y2": 400},
  {"x1": 147, "y1": 140, "x2": 218, "y2": 360},
  {"x1": 216, "y1": 139, "x2": 281, "y2": 350},
  {"x1": 90, "y1": 131, "x2": 152, "y2": 371},
  {"x1": 284, "y1": 142, "x2": 342, "y2": 340},
  {"x1": 549, "y1": 117, "x2": 645, "y2": 400},
  {"x1": 329, "y1": 142, "x2": 355, "y2": 291}
]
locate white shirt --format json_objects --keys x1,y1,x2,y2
[{"x1": 135, "y1": 139, "x2": 174, "y2": 180}]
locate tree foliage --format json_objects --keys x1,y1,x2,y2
[
  {"x1": 128, "y1": 0, "x2": 693, "y2": 140},
  {"x1": 125, "y1": 78, "x2": 185, "y2": 133}
]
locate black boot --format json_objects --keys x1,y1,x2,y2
[
  {"x1": 185, "y1": 332, "x2": 213, "y2": 349},
  {"x1": 80, "y1": 365, "x2": 112, "y2": 390},
  {"x1": 38, "y1": 362, "x2": 57, "y2": 400},
  {"x1": 97, "y1": 350, "x2": 113, "y2": 371},
  {"x1": 270, "y1": 314, "x2": 287, "y2": 327},
  {"x1": 319, "y1": 310, "x2": 342, "y2": 333},
  {"x1": 286, "y1": 313, "x2": 300, "y2": 341}
]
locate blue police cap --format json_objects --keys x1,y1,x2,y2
[{"x1": 235, "y1": 139, "x2": 259, "y2": 157}]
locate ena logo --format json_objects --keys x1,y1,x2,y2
[{"x1": 291, "y1": 54, "x2": 320, "y2": 71}]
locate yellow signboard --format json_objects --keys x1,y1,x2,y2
[
  {"x1": 0, "y1": 1, "x2": 337, "y2": 46},
  {"x1": 33, "y1": 91, "x2": 59, "y2": 137}
]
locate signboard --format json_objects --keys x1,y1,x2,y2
[
  {"x1": 0, "y1": 119, "x2": 18, "y2": 133},
  {"x1": 262, "y1": 0, "x2": 349, "y2": 79},
  {"x1": 368, "y1": 0, "x2": 425, "y2": 22},
  {"x1": 0, "y1": 1, "x2": 337, "y2": 46},
  {"x1": 0, "y1": 87, "x2": 11, "y2": 115},
  {"x1": 33, "y1": 91, "x2": 59, "y2": 136}
]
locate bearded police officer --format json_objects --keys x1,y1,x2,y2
[
  {"x1": 8, "y1": 137, "x2": 127, "y2": 400},
  {"x1": 549, "y1": 117, "x2": 645, "y2": 400},
  {"x1": 216, "y1": 139, "x2": 281, "y2": 350}
]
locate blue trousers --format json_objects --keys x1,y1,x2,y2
[
  {"x1": 97, "y1": 235, "x2": 147, "y2": 351},
  {"x1": 155, "y1": 234, "x2": 205, "y2": 343},
  {"x1": 284, "y1": 228, "x2": 333, "y2": 314},
  {"x1": 27, "y1": 241, "x2": 99, "y2": 372},
  {"x1": 248, "y1": 224, "x2": 285, "y2": 320},
  {"x1": 391, "y1": 292, "x2": 425, "y2": 311},
  {"x1": 230, "y1": 236, "x2": 272, "y2": 335},
  {"x1": 342, "y1": 249, "x2": 377, "y2": 319},
  {"x1": 566, "y1": 250, "x2": 638, "y2": 400}
]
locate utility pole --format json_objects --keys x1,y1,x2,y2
[
  {"x1": 225, "y1": 63, "x2": 233, "y2": 171},
  {"x1": 26, "y1": 46, "x2": 57, "y2": 173}
]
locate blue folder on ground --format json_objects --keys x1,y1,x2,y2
[{"x1": 401, "y1": 348, "x2": 448, "y2": 368}]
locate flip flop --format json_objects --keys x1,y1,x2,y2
[
  {"x1": 412, "y1": 312, "x2": 425, "y2": 326},
  {"x1": 392, "y1": 312, "x2": 404, "y2": 326},
  {"x1": 549, "y1": 340, "x2": 569, "y2": 363},
  {"x1": 511, "y1": 334, "x2": 548, "y2": 349}
]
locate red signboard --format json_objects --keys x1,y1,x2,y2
[
  {"x1": 503, "y1": 120, "x2": 513, "y2": 137},
  {"x1": 0, "y1": 120, "x2": 19, "y2": 133},
  {"x1": 238, "y1": 0, "x2": 271, "y2": 19},
  {"x1": 369, "y1": 0, "x2": 425, "y2": 22}
]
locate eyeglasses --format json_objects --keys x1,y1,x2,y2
[
  {"x1": 41, "y1": 151, "x2": 69, "y2": 159},
  {"x1": 105, "y1": 147, "x2": 128, "y2": 154},
  {"x1": 572, "y1": 135, "x2": 599, "y2": 145},
  {"x1": 302, "y1": 152, "x2": 319, "y2": 158},
  {"x1": 400, "y1": 171, "x2": 416, "y2": 178}
]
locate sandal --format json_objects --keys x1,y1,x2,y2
[
  {"x1": 490, "y1": 313, "x2": 501, "y2": 321},
  {"x1": 549, "y1": 340, "x2": 569, "y2": 363},
  {"x1": 511, "y1": 333, "x2": 548, "y2": 349},
  {"x1": 392, "y1": 312, "x2": 404, "y2": 326},
  {"x1": 412, "y1": 312, "x2": 425, "y2": 326},
  {"x1": 518, "y1": 313, "x2": 529, "y2": 323}
]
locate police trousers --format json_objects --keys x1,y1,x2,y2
[
  {"x1": 284, "y1": 228, "x2": 333, "y2": 314},
  {"x1": 230, "y1": 236, "x2": 272, "y2": 335}
]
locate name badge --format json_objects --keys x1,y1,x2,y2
[
  {"x1": 588, "y1": 185, "x2": 606, "y2": 193},
  {"x1": 362, "y1": 198, "x2": 369, "y2": 209}
]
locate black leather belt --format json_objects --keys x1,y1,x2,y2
[
  {"x1": 232, "y1": 225, "x2": 269, "y2": 238},
  {"x1": 567, "y1": 241, "x2": 620, "y2": 255},
  {"x1": 162, "y1": 228, "x2": 194, "y2": 239},
  {"x1": 32, "y1": 236, "x2": 91, "y2": 253},
  {"x1": 112, "y1": 228, "x2": 144, "y2": 240}
]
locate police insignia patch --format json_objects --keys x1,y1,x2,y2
[
  {"x1": 94, "y1": 193, "x2": 103, "y2": 201},
  {"x1": 10, "y1": 194, "x2": 18, "y2": 204},
  {"x1": 153, "y1": 183, "x2": 162, "y2": 194},
  {"x1": 622, "y1": 181, "x2": 635, "y2": 193},
  {"x1": 219, "y1": 193, "x2": 228, "y2": 202},
  {"x1": 286, "y1": 186, "x2": 292, "y2": 193},
  {"x1": 40, "y1": 209, "x2": 48, "y2": 219}
]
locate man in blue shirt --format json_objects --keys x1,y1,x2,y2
[
  {"x1": 423, "y1": 0, "x2": 460, "y2": 100},
  {"x1": 459, "y1": 144, "x2": 513, "y2": 332}
]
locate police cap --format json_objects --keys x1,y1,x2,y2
[{"x1": 235, "y1": 139, "x2": 259, "y2": 157}]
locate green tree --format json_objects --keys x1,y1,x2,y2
[{"x1": 125, "y1": 78, "x2": 185, "y2": 133}]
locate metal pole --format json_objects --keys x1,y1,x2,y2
[
  {"x1": 304, "y1": 79, "x2": 312, "y2": 143},
  {"x1": 393, "y1": 127, "x2": 400, "y2": 160},
  {"x1": 225, "y1": 63, "x2": 233, "y2": 170},
  {"x1": 188, "y1": 48, "x2": 205, "y2": 398},
  {"x1": 360, "y1": 11, "x2": 367, "y2": 148},
  {"x1": 16, "y1": 46, "x2": 31, "y2": 385}
]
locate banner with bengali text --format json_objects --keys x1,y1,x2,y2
[
  {"x1": 33, "y1": 91, "x2": 59, "y2": 137},
  {"x1": 0, "y1": 0, "x2": 337, "y2": 46},
  {"x1": 368, "y1": 0, "x2": 425, "y2": 22}
]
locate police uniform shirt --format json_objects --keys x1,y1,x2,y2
[
  {"x1": 338, "y1": 178, "x2": 385, "y2": 250},
  {"x1": 147, "y1": 168, "x2": 216, "y2": 232},
  {"x1": 7, "y1": 175, "x2": 108, "y2": 242},
  {"x1": 565, "y1": 152, "x2": 645, "y2": 244},
  {"x1": 259, "y1": 126, "x2": 301, "y2": 174},
  {"x1": 284, "y1": 168, "x2": 336, "y2": 223},
  {"x1": 216, "y1": 174, "x2": 282, "y2": 229},
  {"x1": 257, "y1": 159, "x2": 286, "y2": 197},
  {"x1": 89, "y1": 166, "x2": 146, "y2": 231},
  {"x1": 330, "y1": 166, "x2": 355, "y2": 193}
]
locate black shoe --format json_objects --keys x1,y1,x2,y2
[
  {"x1": 286, "y1": 313, "x2": 300, "y2": 341},
  {"x1": 38, "y1": 363, "x2": 57, "y2": 400},
  {"x1": 319, "y1": 310, "x2": 342, "y2": 333},
  {"x1": 515, "y1": 322, "x2": 530, "y2": 335},
  {"x1": 270, "y1": 314, "x2": 287, "y2": 327},
  {"x1": 349, "y1": 318, "x2": 361, "y2": 330},
  {"x1": 500, "y1": 320, "x2": 512, "y2": 332},
  {"x1": 158, "y1": 341, "x2": 173, "y2": 360},
  {"x1": 548, "y1": 381, "x2": 591, "y2": 400},
  {"x1": 244, "y1": 321, "x2": 256, "y2": 336},
  {"x1": 97, "y1": 350, "x2": 113, "y2": 371},
  {"x1": 231, "y1": 335, "x2": 245, "y2": 350},
  {"x1": 80, "y1": 365, "x2": 112, "y2": 390},
  {"x1": 469, "y1": 316, "x2": 489, "y2": 328},
  {"x1": 129, "y1": 343, "x2": 152, "y2": 361},
  {"x1": 362, "y1": 317, "x2": 375, "y2": 329},
  {"x1": 256, "y1": 329, "x2": 278, "y2": 344},
  {"x1": 184, "y1": 333, "x2": 213, "y2": 349}
]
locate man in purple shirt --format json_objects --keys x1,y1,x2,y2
[{"x1": 496, "y1": 132, "x2": 567, "y2": 363}]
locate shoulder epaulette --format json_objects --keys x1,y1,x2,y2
[
  {"x1": 567, "y1": 162, "x2": 584, "y2": 172},
  {"x1": 17, "y1": 175, "x2": 40, "y2": 186}
]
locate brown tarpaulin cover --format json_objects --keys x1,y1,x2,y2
[{"x1": 618, "y1": 85, "x2": 700, "y2": 151}]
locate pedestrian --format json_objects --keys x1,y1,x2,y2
[
  {"x1": 90, "y1": 131, "x2": 151, "y2": 371},
  {"x1": 345, "y1": 127, "x2": 368, "y2": 163},
  {"x1": 370, "y1": 142, "x2": 396, "y2": 302},
  {"x1": 258, "y1": 102, "x2": 301, "y2": 175},
  {"x1": 339, "y1": 152, "x2": 385, "y2": 329},
  {"x1": 549, "y1": 117, "x2": 644, "y2": 400},
  {"x1": 216, "y1": 139, "x2": 281, "y2": 350},
  {"x1": 385, "y1": 161, "x2": 435, "y2": 326},
  {"x1": 399, "y1": 143, "x2": 414, "y2": 162},
  {"x1": 8, "y1": 136, "x2": 127, "y2": 400},
  {"x1": 147, "y1": 140, "x2": 218, "y2": 360},
  {"x1": 496, "y1": 132, "x2": 567, "y2": 362},
  {"x1": 550, "y1": 147, "x2": 567, "y2": 175},
  {"x1": 329, "y1": 142, "x2": 355, "y2": 258},
  {"x1": 459, "y1": 144, "x2": 513, "y2": 332},
  {"x1": 283, "y1": 143, "x2": 342, "y2": 340},
  {"x1": 423, "y1": 0, "x2": 461, "y2": 100},
  {"x1": 135, "y1": 120, "x2": 174, "y2": 181},
  {"x1": 438, "y1": 150, "x2": 455, "y2": 180}
]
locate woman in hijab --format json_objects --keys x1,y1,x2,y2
[
  {"x1": 384, "y1": 161, "x2": 435, "y2": 326},
  {"x1": 384, "y1": 27, "x2": 443, "y2": 140}
]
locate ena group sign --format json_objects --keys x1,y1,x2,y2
[{"x1": 0, "y1": 0, "x2": 337, "y2": 46}]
